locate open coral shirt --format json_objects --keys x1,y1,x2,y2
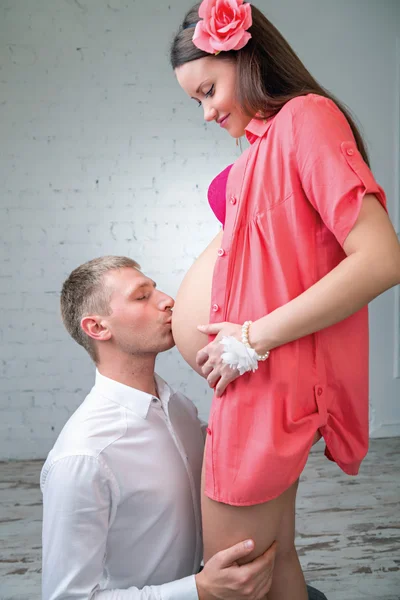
[{"x1": 205, "y1": 94, "x2": 387, "y2": 506}]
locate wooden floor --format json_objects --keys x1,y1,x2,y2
[{"x1": 0, "y1": 437, "x2": 399, "y2": 600}]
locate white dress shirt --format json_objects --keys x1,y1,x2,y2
[{"x1": 40, "y1": 371, "x2": 205, "y2": 600}]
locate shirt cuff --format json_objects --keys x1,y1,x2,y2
[{"x1": 160, "y1": 575, "x2": 198, "y2": 600}]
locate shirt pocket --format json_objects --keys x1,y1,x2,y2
[{"x1": 245, "y1": 151, "x2": 295, "y2": 218}]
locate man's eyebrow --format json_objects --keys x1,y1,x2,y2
[{"x1": 127, "y1": 281, "x2": 156, "y2": 295}]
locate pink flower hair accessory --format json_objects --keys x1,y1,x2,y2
[{"x1": 192, "y1": 0, "x2": 252, "y2": 55}]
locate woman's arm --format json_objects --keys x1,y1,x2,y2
[{"x1": 249, "y1": 194, "x2": 400, "y2": 355}]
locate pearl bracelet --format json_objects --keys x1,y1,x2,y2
[{"x1": 241, "y1": 320, "x2": 270, "y2": 361}]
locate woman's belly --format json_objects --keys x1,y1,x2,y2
[{"x1": 172, "y1": 231, "x2": 222, "y2": 376}]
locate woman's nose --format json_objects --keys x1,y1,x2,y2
[{"x1": 203, "y1": 103, "x2": 217, "y2": 123}]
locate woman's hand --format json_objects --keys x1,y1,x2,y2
[{"x1": 196, "y1": 322, "x2": 242, "y2": 396}]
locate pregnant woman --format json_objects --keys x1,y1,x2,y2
[{"x1": 170, "y1": 1, "x2": 400, "y2": 598}]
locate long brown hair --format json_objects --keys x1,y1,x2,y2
[{"x1": 170, "y1": 2, "x2": 369, "y2": 165}]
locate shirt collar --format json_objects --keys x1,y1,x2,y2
[
  {"x1": 94, "y1": 370, "x2": 172, "y2": 419},
  {"x1": 245, "y1": 115, "x2": 275, "y2": 144}
]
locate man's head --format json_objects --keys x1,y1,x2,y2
[{"x1": 60, "y1": 256, "x2": 174, "y2": 364}]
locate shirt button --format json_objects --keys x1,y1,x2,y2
[
  {"x1": 217, "y1": 248, "x2": 225, "y2": 257},
  {"x1": 229, "y1": 195, "x2": 237, "y2": 205},
  {"x1": 152, "y1": 398, "x2": 158, "y2": 403},
  {"x1": 212, "y1": 303, "x2": 220, "y2": 312},
  {"x1": 317, "y1": 387, "x2": 323, "y2": 396},
  {"x1": 206, "y1": 427, "x2": 212, "y2": 435},
  {"x1": 346, "y1": 148, "x2": 354, "y2": 156}
]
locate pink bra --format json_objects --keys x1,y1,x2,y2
[{"x1": 207, "y1": 164, "x2": 233, "y2": 226}]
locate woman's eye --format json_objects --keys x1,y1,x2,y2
[
  {"x1": 195, "y1": 85, "x2": 214, "y2": 107},
  {"x1": 136, "y1": 295, "x2": 148, "y2": 301},
  {"x1": 205, "y1": 84, "x2": 214, "y2": 98}
]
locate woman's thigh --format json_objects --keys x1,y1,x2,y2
[{"x1": 201, "y1": 456, "x2": 299, "y2": 565}]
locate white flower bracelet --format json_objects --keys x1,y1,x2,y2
[{"x1": 220, "y1": 320, "x2": 270, "y2": 376}]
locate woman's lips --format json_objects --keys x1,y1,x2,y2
[{"x1": 218, "y1": 114, "x2": 230, "y2": 128}]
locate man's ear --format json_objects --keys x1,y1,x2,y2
[{"x1": 81, "y1": 316, "x2": 112, "y2": 342}]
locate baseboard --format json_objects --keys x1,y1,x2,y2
[{"x1": 370, "y1": 422, "x2": 400, "y2": 438}]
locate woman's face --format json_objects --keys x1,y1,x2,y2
[{"x1": 175, "y1": 56, "x2": 253, "y2": 138}]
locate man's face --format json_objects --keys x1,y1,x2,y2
[{"x1": 100, "y1": 267, "x2": 175, "y2": 356}]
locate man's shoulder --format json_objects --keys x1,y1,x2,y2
[
  {"x1": 40, "y1": 448, "x2": 120, "y2": 509},
  {"x1": 41, "y1": 387, "x2": 125, "y2": 478},
  {"x1": 40, "y1": 399, "x2": 121, "y2": 496}
]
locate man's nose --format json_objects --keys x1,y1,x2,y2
[{"x1": 160, "y1": 294, "x2": 174, "y2": 311}]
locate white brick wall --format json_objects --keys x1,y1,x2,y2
[
  {"x1": 1, "y1": 0, "x2": 245, "y2": 459},
  {"x1": 1, "y1": 0, "x2": 399, "y2": 458}
]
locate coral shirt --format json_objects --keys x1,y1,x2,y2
[{"x1": 205, "y1": 94, "x2": 386, "y2": 506}]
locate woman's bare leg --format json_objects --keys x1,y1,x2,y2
[
  {"x1": 266, "y1": 479, "x2": 306, "y2": 598},
  {"x1": 266, "y1": 431, "x2": 321, "y2": 597},
  {"x1": 201, "y1": 458, "x2": 308, "y2": 600}
]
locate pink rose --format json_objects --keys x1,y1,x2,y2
[{"x1": 193, "y1": 0, "x2": 252, "y2": 54}]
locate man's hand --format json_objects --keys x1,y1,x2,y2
[{"x1": 195, "y1": 539, "x2": 277, "y2": 600}]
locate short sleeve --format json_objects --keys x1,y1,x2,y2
[{"x1": 292, "y1": 94, "x2": 387, "y2": 246}]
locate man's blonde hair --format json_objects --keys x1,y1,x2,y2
[{"x1": 60, "y1": 256, "x2": 140, "y2": 362}]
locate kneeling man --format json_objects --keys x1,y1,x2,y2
[{"x1": 41, "y1": 256, "x2": 277, "y2": 600}]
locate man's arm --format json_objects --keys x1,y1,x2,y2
[
  {"x1": 42, "y1": 454, "x2": 276, "y2": 600},
  {"x1": 41, "y1": 454, "x2": 198, "y2": 600}
]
